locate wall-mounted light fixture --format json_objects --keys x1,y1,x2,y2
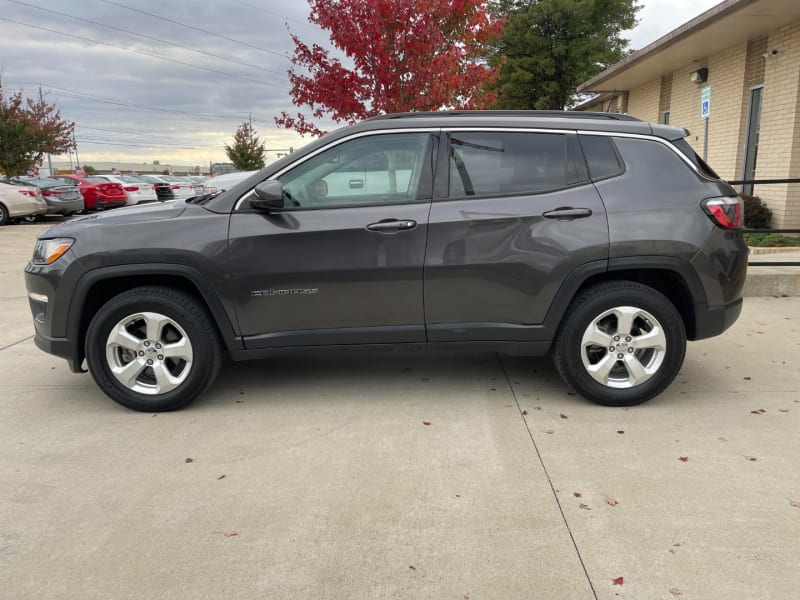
[{"x1": 689, "y1": 68, "x2": 709, "y2": 84}]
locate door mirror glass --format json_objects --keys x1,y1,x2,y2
[{"x1": 252, "y1": 180, "x2": 285, "y2": 210}]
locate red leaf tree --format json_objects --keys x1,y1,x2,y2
[{"x1": 276, "y1": 0, "x2": 504, "y2": 136}]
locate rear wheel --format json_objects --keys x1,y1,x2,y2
[
  {"x1": 0, "y1": 203, "x2": 9, "y2": 225},
  {"x1": 22, "y1": 214, "x2": 39, "y2": 223},
  {"x1": 86, "y1": 287, "x2": 222, "y2": 411},
  {"x1": 552, "y1": 281, "x2": 686, "y2": 406}
]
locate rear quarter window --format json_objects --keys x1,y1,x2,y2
[{"x1": 578, "y1": 135, "x2": 625, "y2": 181}]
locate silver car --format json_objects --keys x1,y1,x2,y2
[{"x1": 0, "y1": 181, "x2": 48, "y2": 225}]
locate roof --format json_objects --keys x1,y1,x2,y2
[{"x1": 578, "y1": 0, "x2": 800, "y2": 93}]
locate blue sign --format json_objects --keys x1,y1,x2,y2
[{"x1": 701, "y1": 86, "x2": 711, "y2": 119}]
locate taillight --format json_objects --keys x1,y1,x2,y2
[
  {"x1": 123, "y1": 186, "x2": 139, "y2": 192},
  {"x1": 170, "y1": 184, "x2": 180, "y2": 190},
  {"x1": 188, "y1": 184, "x2": 193, "y2": 189},
  {"x1": 18, "y1": 190, "x2": 36, "y2": 197},
  {"x1": 703, "y1": 196, "x2": 743, "y2": 229},
  {"x1": 42, "y1": 190, "x2": 57, "y2": 196},
  {"x1": 152, "y1": 185, "x2": 158, "y2": 191}
]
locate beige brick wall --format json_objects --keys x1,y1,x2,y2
[
  {"x1": 754, "y1": 20, "x2": 800, "y2": 227},
  {"x1": 626, "y1": 78, "x2": 661, "y2": 122}
]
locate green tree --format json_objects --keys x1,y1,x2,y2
[
  {"x1": 0, "y1": 82, "x2": 74, "y2": 181},
  {"x1": 225, "y1": 121, "x2": 266, "y2": 170},
  {"x1": 490, "y1": 0, "x2": 640, "y2": 110},
  {"x1": 82, "y1": 164, "x2": 96, "y2": 175}
]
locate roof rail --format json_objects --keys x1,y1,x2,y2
[{"x1": 368, "y1": 110, "x2": 641, "y2": 122}]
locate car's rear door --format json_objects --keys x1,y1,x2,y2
[
  {"x1": 227, "y1": 131, "x2": 437, "y2": 348},
  {"x1": 424, "y1": 128, "x2": 609, "y2": 342}
]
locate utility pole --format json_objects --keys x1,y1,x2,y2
[
  {"x1": 73, "y1": 131, "x2": 81, "y2": 169},
  {"x1": 38, "y1": 86, "x2": 54, "y2": 176}
]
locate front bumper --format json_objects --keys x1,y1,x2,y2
[
  {"x1": 33, "y1": 330, "x2": 85, "y2": 372},
  {"x1": 692, "y1": 297, "x2": 743, "y2": 340}
]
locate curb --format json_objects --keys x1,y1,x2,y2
[{"x1": 744, "y1": 268, "x2": 800, "y2": 297}]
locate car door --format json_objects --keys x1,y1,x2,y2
[
  {"x1": 227, "y1": 131, "x2": 436, "y2": 349},
  {"x1": 424, "y1": 129, "x2": 609, "y2": 342}
]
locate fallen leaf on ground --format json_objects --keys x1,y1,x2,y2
[
  {"x1": 790, "y1": 500, "x2": 800, "y2": 508},
  {"x1": 579, "y1": 503, "x2": 591, "y2": 510},
  {"x1": 408, "y1": 565, "x2": 417, "y2": 571},
  {"x1": 743, "y1": 376, "x2": 752, "y2": 380},
  {"x1": 560, "y1": 413, "x2": 568, "y2": 419},
  {"x1": 521, "y1": 410, "x2": 528, "y2": 416},
  {"x1": 668, "y1": 548, "x2": 676, "y2": 554},
  {"x1": 669, "y1": 587, "x2": 683, "y2": 596},
  {"x1": 744, "y1": 456, "x2": 757, "y2": 461},
  {"x1": 617, "y1": 430, "x2": 624, "y2": 434},
  {"x1": 678, "y1": 456, "x2": 689, "y2": 462},
  {"x1": 185, "y1": 458, "x2": 194, "y2": 463},
  {"x1": 718, "y1": 437, "x2": 728, "y2": 441},
  {"x1": 422, "y1": 421, "x2": 431, "y2": 426},
  {"x1": 573, "y1": 492, "x2": 582, "y2": 498},
  {"x1": 779, "y1": 409, "x2": 790, "y2": 413},
  {"x1": 612, "y1": 576, "x2": 624, "y2": 586},
  {"x1": 605, "y1": 496, "x2": 618, "y2": 506},
  {"x1": 673, "y1": 542, "x2": 683, "y2": 547},
  {"x1": 750, "y1": 408, "x2": 767, "y2": 414},
  {"x1": 533, "y1": 406, "x2": 542, "y2": 410},
  {"x1": 544, "y1": 429, "x2": 555, "y2": 434},
  {"x1": 217, "y1": 474, "x2": 226, "y2": 480},
  {"x1": 212, "y1": 530, "x2": 238, "y2": 537}
]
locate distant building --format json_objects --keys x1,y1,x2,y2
[
  {"x1": 576, "y1": 0, "x2": 800, "y2": 227},
  {"x1": 48, "y1": 161, "x2": 205, "y2": 175}
]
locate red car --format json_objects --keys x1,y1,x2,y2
[{"x1": 50, "y1": 174, "x2": 126, "y2": 210}]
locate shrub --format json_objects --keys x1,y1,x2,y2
[
  {"x1": 740, "y1": 194, "x2": 772, "y2": 229},
  {"x1": 744, "y1": 233, "x2": 800, "y2": 247}
]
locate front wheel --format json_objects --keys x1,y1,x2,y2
[
  {"x1": 552, "y1": 281, "x2": 686, "y2": 406},
  {"x1": 85, "y1": 287, "x2": 223, "y2": 411}
]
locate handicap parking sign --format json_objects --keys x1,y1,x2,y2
[{"x1": 701, "y1": 86, "x2": 711, "y2": 119}]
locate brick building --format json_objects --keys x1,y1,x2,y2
[{"x1": 576, "y1": 0, "x2": 800, "y2": 227}]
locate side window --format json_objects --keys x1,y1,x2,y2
[
  {"x1": 277, "y1": 133, "x2": 432, "y2": 209},
  {"x1": 578, "y1": 135, "x2": 625, "y2": 181},
  {"x1": 612, "y1": 137, "x2": 698, "y2": 188},
  {"x1": 448, "y1": 132, "x2": 575, "y2": 198}
]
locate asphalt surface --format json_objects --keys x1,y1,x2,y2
[{"x1": 1, "y1": 222, "x2": 799, "y2": 600}]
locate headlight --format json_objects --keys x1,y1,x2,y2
[{"x1": 33, "y1": 238, "x2": 75, "y2": 265}]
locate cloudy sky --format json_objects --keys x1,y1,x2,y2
[{"x1": 0, "y1": 0, "x2": 722, "y2": 169}]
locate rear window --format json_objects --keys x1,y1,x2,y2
[
  {"x1": 578, "y1": 135, "x2": 625, "y2": 181},
  {"x1": 86, "y1": 177, "x2": 110, "y2": 184},
  {"x1": 671, "y1": 138, "x2": 720, "y2": 179}
]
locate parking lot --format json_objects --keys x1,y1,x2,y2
[{"x1": 1, "y1": 222, "x2": 799, "y2": 600}]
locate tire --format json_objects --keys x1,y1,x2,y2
[
  {"x1": 0, "y1": 203, "x2": 9, "y2": 225},
  {"x1": 552, "y1": 281, "x2": 686, "y2": 406},
  {"x1": 22, "y1": 214, "x2": 39, "y2": 223},
  {"x1": 85, "y1": 286, "x2": 223, "y2": 411}
]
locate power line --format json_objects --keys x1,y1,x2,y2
[
  {"x1": 5, "y1": 0, "x2": 289, "y2": 79},
  {"x1": 96, "y1": 0, "x2": 290, "y2": 60},
  {"x1": 75, "y1": 139, "x2": 202, "y2": 149},
  {"x1": 7, "y1": 80, "x2": 260, "y2": 120},
  {"x1": 229, "y1": 0, "x2": 312, "y2": 29},
  {"x1": 0, "y1": 16, "x2": 288, "y2": 90}
]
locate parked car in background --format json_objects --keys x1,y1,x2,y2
[
  {"x1": 11, "y1": 178, "x2": 84, "y2": 216},
  {"x1": 147, "y1": 175, "x2": 194, "y2": 200},
  {"x1": 136, "y1": 176, "x2": 175, "y2": 202},
  {"x1": 0, "y1": 181, "x2": 48, "y2": 225},
  {"x1": 48, "y1": 174, "x2": 126, "y2": 210},
  {"x1": 178, "y1": 176, "x2": 205, "y2": 195},
  {"x1": 92, "y1": 175, "x2": 158, "y2": 206},
  {"x1": 203, "y1": 171, "x2": 258, "y2": 195}
]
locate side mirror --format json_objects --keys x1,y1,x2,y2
[{"x1": 251, "y1": 180, "x2": 285, "y2": 211}]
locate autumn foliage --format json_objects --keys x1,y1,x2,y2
[
  {"x1": 0, "y1": 83, "x2": 74, "y2": 180},
  {"x1": 276, "y1": 0, "x2": 504, "y2": 136}
]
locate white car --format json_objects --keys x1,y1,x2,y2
[
  {"x1": 178, "y1": 176, "x2": 206, "y2": 195},
  {"x1": 92, "y1": 175, "x2": 158, "y2": 205},
  {"x1": 203, "y1": 171, "x2": 258, "y2": 195},
  {"x1": 148, "y1": 175, "x2": 195, "y2": 199},
  {"x1": 0, "y1": 181, "x2": 48, "y2": 225}
]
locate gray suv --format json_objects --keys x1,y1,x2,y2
[{"x1": 24, "y1": 111, "x2": 747, "y2": 411}]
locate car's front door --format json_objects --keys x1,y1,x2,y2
[
  {"x1": 227, "y1": 131, "x2": 436, "y2": 349},
  {"x1": 424, "y1": 129, "x2": 610, "y2": 342}
]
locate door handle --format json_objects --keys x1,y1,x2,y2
[
  {"x1": 366, "y1": 219, "x2": 417, "y2": 232},
  {"x1": 542, "y1": 207, "x2": 593, "y2": 220}
]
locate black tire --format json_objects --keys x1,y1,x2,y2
[
  {"x1": 85, "y1": 286, "x2": 223, "y2": 411},
  {"x1": 22, "y1": 214, "x2": 39, "y2": 223},
  {"x1": 552, "y1": 281, "x2": 686, "y2": 406},
  {"x1": 0, "y1": 203, "x2": 9, "y2": 225}
]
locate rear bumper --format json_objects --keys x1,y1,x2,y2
[
  {"x1": 45, "y1": 198, "x2": 84, "y2": 214},
  {"x1": 95, "y1": 197, "x2": 127, "y2": 208},
  {"x1": 692, "y1": 297, "x2": 743, "y2": 341}
]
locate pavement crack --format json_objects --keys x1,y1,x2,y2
[
  {"x1": 0, "y1": 335, "x2": 34, "y2": 352},
  {"x1": 497, "y1": 356, "x2": 599, "y2": 600}
]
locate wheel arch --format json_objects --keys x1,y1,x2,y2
[
  {"x1": 544, "y1": 257, "x2": 707, "y2": 341},
  {"x1": 69, "y1": 265, "x2": 241, "y2": 368}
]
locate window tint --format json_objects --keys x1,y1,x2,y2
[
  {"x1": 613, "y1": 137, "x2": 697, "y2": 188},
  {"x1": 671, "y1": 138, "x2": 720, "y2": 179},
  {"x1": 579, "y1": 135, "x2": 625, "y2": 181},
  {"x1": 87, "y1": 177, "x2": 110, "y2": 183},
  {"x1": 448, "y1": 132, "x2": 571, "y2": 197},
  {"x1": 277, "y1": 133, "x2": 431, "y2": 208}
]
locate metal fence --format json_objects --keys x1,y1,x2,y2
[{"x1": 725, "y1": 178, "x2": 800, "y2": 267}]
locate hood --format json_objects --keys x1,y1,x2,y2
[{"x1": 40, "y1": 201, "x2": 188, "y2": 238}]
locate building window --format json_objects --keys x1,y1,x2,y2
[
  {"x1": 662, "y1": 111, "x2": 670, "y2": 125},
  {"x1": 742, "y1": 86, "x2": 763, "y2": 196}
]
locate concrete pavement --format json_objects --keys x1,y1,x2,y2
[{"x1": 1, "y1": 222, "x2": 799, "y2": 599}]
